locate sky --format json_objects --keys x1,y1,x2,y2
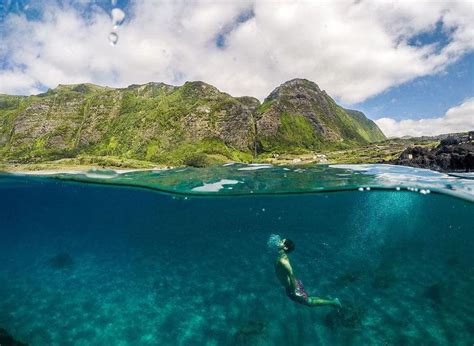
[{"x1": 0, "y1": 0, "x2": 473, "y2": 137}]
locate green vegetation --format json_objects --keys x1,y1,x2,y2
[
  {"x1": 260, "y1": 113, "x2": 321, "y2": 153},
  {"x1": 257, "y1": 100, "x2": 275, "y2": 114},
  {"x1": 324, "y1": 139, "x2": 438, "y2": 164},
  {"x1": 256, "y1": 79, "x2": 386, "y2": 154},
  {"x1": 0, "y1": 79, "x2": 391, "y2": 170}
]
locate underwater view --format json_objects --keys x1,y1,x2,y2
[{"x1": 0, "y1": 164, "x2": 473, "y2": 345}]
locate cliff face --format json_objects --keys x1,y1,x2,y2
[
  {"x1": 0, "y1": 79, "x2": 385, "y2": 164},
  {"x1": 256, "y1": 79, "x2": 385, "y2": 152},
  {"x1": 0, "y1": 82, "x2": 258, "y2": 163}
]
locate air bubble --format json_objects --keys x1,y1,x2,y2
[
  {"x1": 358, "y1": 187, "x2": 364, "y2": 191},
  {"x1": 108, "y1": 32, "x2": 118, "y2": 46},
  {"x1": 365, "y1": 187, "x2": 371, "y2": 191},
  {"x1": 395, "y1": 187, "x2": 400, "y2": 191}
]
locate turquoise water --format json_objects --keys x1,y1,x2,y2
[{"x1": 0, "y1": 164, "x2": 473, "y2": 345}]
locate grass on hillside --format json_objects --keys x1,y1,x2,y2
[{"x1": 0, "y1": 139, "x2": 439, "y2": 172}]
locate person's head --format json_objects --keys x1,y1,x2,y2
[{"x1": 279, "y1": 238, "x2": 295, "y2": 253}]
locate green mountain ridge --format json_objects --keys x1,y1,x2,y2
[{"x1": 0, "y1": 78, "x2": 385, "y2": 166}]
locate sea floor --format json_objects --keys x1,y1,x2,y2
[{"x1": 0, "y1": 179, "x2": 473, "y2": 345}]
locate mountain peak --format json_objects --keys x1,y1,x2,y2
[
  {"x1": 265, "y1": 78, "x2": 323, "y2": 103},
  {"x1": 280, "y1": 78, "x2": 321, "y2": 90}
]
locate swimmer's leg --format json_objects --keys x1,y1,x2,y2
[{"x1": 307, "y1": 296, "x2": 341, "y2": 308}]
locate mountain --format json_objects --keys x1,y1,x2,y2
[
  {"x1": 256, "y1": 79, "x2": 385, "y2": 152},
  {"x1": 0, "y1": 79, "x2": 385, "y2": 166}
]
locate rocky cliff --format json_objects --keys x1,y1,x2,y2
[
  {"x1": 256, "y1": 79, "x2": 385, "y2": 152},
  {"x1": 391, "y1": 141, "x2": 474, "y2": 172},
  {"x1": 0, "y1": 79, "x2": 385, "y2": 165}
]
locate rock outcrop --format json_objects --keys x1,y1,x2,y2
[{"x1": 391, "y1": 141, "x2": 474, "y2": 172}]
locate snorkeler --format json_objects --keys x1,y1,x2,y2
[{"x1": 271, "y1": 235, "x2": 342, "y2": 308}]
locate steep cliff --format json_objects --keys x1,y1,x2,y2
[
  {"x1": 0, "y1": 79, "x2": 385, "y2": 165},
  {"x1": 0, "y1": 82, "x2": 257, "y2": 164}
]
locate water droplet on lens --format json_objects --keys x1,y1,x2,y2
[
  {"x1": 111, "y1": 8, "x2": 126, "y2": 28},
  {"x1": 109, "y1": 32, "x2": 118, "y2": 45}
]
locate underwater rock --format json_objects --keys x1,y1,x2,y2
[
  {"x1": 423, "y1": 283, "x2": 444, "y2": 304},
  {"x1": 335, "y1": 271, "x2": 363, "y2": 286},
  {"x1": 0, "y1": 328, "x2": 28, "y2": 346},
  {"x1": 372, "y1": 269, "x2": 398, "y2": 289},
  {"x1": 446, "y1": 256, "x2": 460, "y2": 267},
  {"x1": 48, "y1": 252, "x2": 74, "y2": 269},
  {"x1": 324, "y1": 304, "x2": 363, "y2": 329},
  {"x1": 232, "y1": 320, "x2": 266, "y2": 345}
]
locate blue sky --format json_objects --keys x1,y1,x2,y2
[
  {"x1": 1, "y1": 0, "x2": 473, "y2": 137},
  {"x1": 351, "y1": 51, "x2": 474, "y2": 122}
]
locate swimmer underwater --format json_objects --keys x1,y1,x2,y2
[{"x1": 272, "y1": 236, "x2": 342, "y2": 308}]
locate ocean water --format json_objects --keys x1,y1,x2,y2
[{"x1": 0, "y1": 164, "x2": 473, "y2": 345}]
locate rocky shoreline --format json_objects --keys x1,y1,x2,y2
[{"x1": 390, "y1": 140, "x2": 474, "y2": 172}]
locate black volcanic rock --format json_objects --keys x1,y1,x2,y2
[{"x1": 391, "y1": 142, "x2": 474, "y2": 172}]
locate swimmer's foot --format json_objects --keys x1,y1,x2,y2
[{"x1": 332, "y1": 298, "x2": 342, "y2": 308}]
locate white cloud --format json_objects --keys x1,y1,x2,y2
[
  {"x1": 0, "y1": 0, "x2": 473, "y2": 105},
  {"x1": 375, "y1": 98, "x2": 474, "y2": 137}
]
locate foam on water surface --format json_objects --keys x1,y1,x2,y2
[
  {"x1": 3, "y1": 163, "x2": 473, "y2": 201},
  {"x1": 191, "y1": 179, "x2": 241, "y2": 192}
]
